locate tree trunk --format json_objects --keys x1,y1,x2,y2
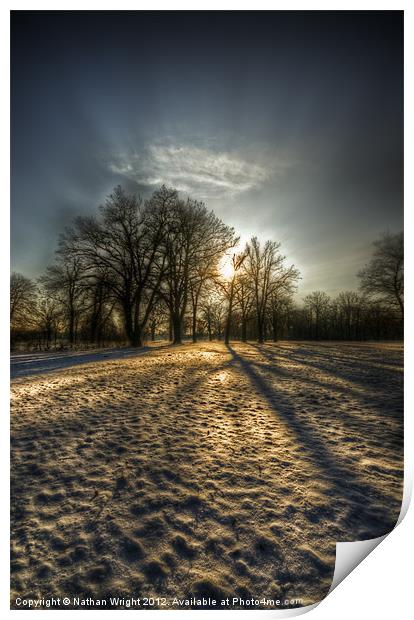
[
  {"x1": 130, "y1": 327, "x2": 143, "y2": 347},
  {"x1": 124, "y1": 304, "x2": 134, "y2": 345},
  {"x1": 69, "y1": 310, "x2": 75, "y2": 346},
  {"x1": 224, "y1": 279, "x2": 235, "y2": 345},
  {"x1": 172, "y1": 313, "x2": 182, "y2": 345},
  {"x1": 90, "y1": 312, "x2": 98, "y2": 344},
  {"x1": 272, "y1": 311, "x2": 278, "y2": 342},
  {"x1": 192, "y1": 305, "x2": 197, "y2": 343},
  {"x1": 257, "y1": 315, "x2": 264, "y2": 344},
  {"x1": 46, "y1": 325, "x2": 52, "y2": 348},
  {"x1": 241, "y1": 317, "x2": 247, "y2": 343},
  {"x1": 123, "y1": 304, "x2": 143, "y2": 347}
]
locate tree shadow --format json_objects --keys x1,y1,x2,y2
[
  {"x1": 246, "y1": 344, "x2": 403, "y2": 445},
  {"x1": 226, "y1": 344, "x2": 402, "y2": 540},
  {"x1": 10, "y1": 342, "x2": 174, "y2": 380},
  {"x1": 250, "y1": 343, "x2": 403, "y2": 394}
]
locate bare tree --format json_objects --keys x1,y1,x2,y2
[
  {"x1": 234, "y1": 273, "x2": 254, "y2": 342},
  {"x1": 268, "y1": 290, "x2": 294, "y2": 342},
  {"x1": 10, "y1": 272, "x2": 37, "y2": 326},
  {"x1": 303, "y1": 291, "x2": 331, "y2": 340},
  {"x1": 65, "y1": 185, "x2": 170, "y2": 347},
  {"x1": 358, "y1": 232, "x2": 403, "y2": 320},
  {"x1": 222, "y1": 253, "x2": 247, "y2": 345},
  {"x1": 40, "y1": 250, "x2": 86, "y2": 346},
  {"x1": 160, "y1": 194, "x2": 236, "y2": 344},
  {"x1": 212, "y1": 300, "x2": 226, "y2": 341},
  {"x1": 82, "y1": 274, "x2": 117, "y2": 346},
  {"x1": 335, "y1": 291, "x2": 364, "y2": 340},
  {"x1": 244, "y1": 237, "x2": 299, "y2": 343},
  {"x1": 148, "y1": 301, "x2": 169, "y2": 342},
  {"x1": 35, "y1": 293, "x2": 62, "y2": 349},
  {"x1": 200, "y1": 287, "x2": 223, "y2": 341},
  {"x1": 189, "y1": 219, "x2": 237, "y2": 343}
]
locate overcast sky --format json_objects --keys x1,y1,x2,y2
[{"x1": 11, "y1": 11, "x2": 403, "y2": 298}]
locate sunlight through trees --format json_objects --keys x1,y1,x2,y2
[{"x1": 10, "y1": 186, "x2": 403, "y2": 350}]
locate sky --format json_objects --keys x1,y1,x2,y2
[{"x1": 11, "y1": 11, "x2": 403, "y2": 298}]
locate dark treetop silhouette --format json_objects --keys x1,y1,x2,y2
[{"x1": 10, "y1": 186, "x2": 403, "y2": 350}]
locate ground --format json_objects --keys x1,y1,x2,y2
[{"x1": 10, "y1": 341, "x2": 403, "y2": 610}]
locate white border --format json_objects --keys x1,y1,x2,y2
[{"x1": 2, "y1": 3, "x2": 412, "y2": 619}]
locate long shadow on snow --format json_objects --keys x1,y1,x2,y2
[
  {"x1": 253, "y1": 343, "x2": 403, "y2": 394},
  {"x1": 10, "y1": 343, "x2": 173, "y2": 379},
  {"x1": 247, "y1": 344, "x2": 403, "y2": 452},
  {"x1": 227, "y1": 345, "x2": 402, "y2": 541},
  {"x1": 249, "y1": 343, "x2": 403, "y2": 419}
]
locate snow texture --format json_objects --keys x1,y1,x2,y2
[{"x1": 10, "y1": 341, "x2": 403, "y2": 609}]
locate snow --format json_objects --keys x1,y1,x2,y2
[
  {"x1": 10, "y1": 341, "x2": 403, "y2": 609},
  {"x1": 10, "y1": 344, "x2": 168, "y2": 379}
]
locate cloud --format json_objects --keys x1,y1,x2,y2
[{"x1": 107, "y1": 143, "x2": 286, "y2": 199}]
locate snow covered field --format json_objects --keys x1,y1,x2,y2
[
  {"x1": 10, "y1": 344, "x2": 167, "y2": 379},
  {"x1": 10, "y1": 341, "x2": 403, "y2": 609}
]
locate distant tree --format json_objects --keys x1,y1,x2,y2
[
  {"x1": 40, "y1": 250, "x2": 86, "y2": 346},
  {"x1": 268, "y1": 290, "x2": 295, "y2": 342},
  {"x1": 35, "y1": 294, "x2": 62, "y2": 348},
  {"x1": 358, "y1": 232, "x2": 403, "y2": 320},
  {"x1": 10, "y1": 272, "x2": 37, "y2": 326},
  {"x1": 200, "y1": 289, "x2": 223, "y2": 341},
  {"x1": 303, "y1": 291, "x2": 331, "y2": 339},
  {"x1": 212, "y1": 300, "x2": 226, "y2": 341},
  {"x1": 189, "y1": 218, "x2": 237, "y2": 343},
  {"x1": 335, "y1": 291, "x2": 364, "y2": 340},
  {"x1": 244, "y1": 237, "x2": 299, "y2": 343},
  {"x1": 200, "y1": 301, "x2": 214, "y2": 341},
  {"x1": 234, "y1": 272, "x2": 254, "y2": 342},
  {"x1": 82, "y1": 274, "x2": 116, "y2": 346},
  {"x1": 222, "y1": 253, "x2": 247, "y2": 345},
  {"x1": 148, "y1": 301, "x2": 168, "y2": 342}
]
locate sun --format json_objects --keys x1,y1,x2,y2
[{"x1": 219, "y1": 255, "x2": 235, "y2": 280}]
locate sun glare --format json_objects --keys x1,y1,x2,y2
[{"x1": 219, "y1": 255, "x2": 235, "y2": 280}]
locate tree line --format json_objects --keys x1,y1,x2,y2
[{"x1": 10, "y1": 185, "x2": 403, "y2": 349}]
